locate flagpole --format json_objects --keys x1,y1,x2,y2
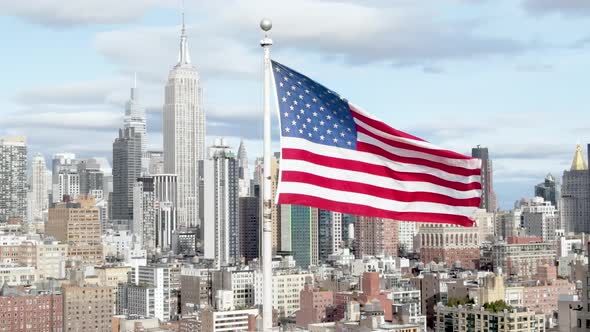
[{"x1": 260, "y1": 18, "x2": 273, "y2": 331}]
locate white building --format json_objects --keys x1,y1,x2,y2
[
  {"x1": 203, "y1": 139, "x2": 239, "y2": 268},
  {"x1": 0, "y1": 264, "x2": 37, "y2": 286},
  {"x1": 163, "y1": 15, "x2": 205, "y2": 229},
  {"x1": 30, "y1": 153, "x2": 49, "y2": 222},
  {"x1": 237, "y1": 140, "x2": 251, "y2": 197},
  {"x1": 521, "y1": 197, "x2": 559, "y2": 242},
  {"x1": 253, "y1": 269, "x2": 313, "y2": 317},
  {"x1": 201, "y1": 307, "x2": 259, "y2": 332},
  {"x1": 474, "y1": 209, "x2": 495, "y2": 243},
  {"x1": 123, "y1": 265, "x2": 171, "y2": 322},
  {"x1": 398, "y1": 221, "x2": 417, "y2": 252},
  {"x1": 388, "y1": 288, "x2": 427, "y2": 332},
  {"x1": 36, "y1": 240, "x2": 67, "y2": 280},
  {"x1": 124, "y1": 76, "x2": 148, "y2": 174},
  {"x1": 0, "y1": 137, "x2": 27, "y2": 223},
  {"x1": 102, "y1": 229, "x2": 135, "y2": 260}
]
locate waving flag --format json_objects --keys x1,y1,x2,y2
[{"x1": 271, "y1": 60, "x2": 482, "y2": 226}]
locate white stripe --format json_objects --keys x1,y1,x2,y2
[
  {"x1": 281, "y1": 137, "x2": 481, "y2": 184},
  {"x1": 355, "y1": 120, "x2": 481, "y2": 170},
  {"x1": 278, "y1": 182, "x2": 478, "y2": 217},
  {"x1": 281, "y1": 158, "x2": 481, "y2": 199}
]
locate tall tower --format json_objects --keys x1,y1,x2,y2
[
  {"x1": 237, "y1": 140, "x2": 251, "y2": 197},
  {"x1": 472, "y1": 145, "x2": 496, "y2": 212},
  {"x1": 30, "y1": 153, "x2": 49, "y2": 221},
  {"x1": 112, "y1": 128, "x2": 142, "y2": 222},
  {"x1": 203, "y1": 139, "x2": 239, "y2": 268},
  {"x1": 163, "y1": 13, "x2": 205, "y2": 229},
  {"x1": 124, "y1": 75, "x2": 147, "y2": 155},
  {"x1": 0, "y1": 137, "x2": 27, "y2": 223},
  {"x1": 561, "y1": 144, "x2": 590, "y2": 233}
]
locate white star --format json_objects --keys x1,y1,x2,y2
[
  {"x1": 283, "y1": 76, "x2": 289, "y2": 81},
  {"x1": 298, "y1": 81, "x2": 302, "y2": 85},
  {"x1": 306, "y1": 103, "x2": 311, "y2": 108},
  {"x1": 347, "y1": 141, "x2": 352, "y2": 146},
  {"x1": 300, "y1": 109, "x2": 305, "y2": 114},
  {"x1": 281, "y1": 97, "x2": 287, "y2": 102},
  {"x1": 319, "y1": 107, "x2": 324, "y2": 111},
  {"x1": 320, "y1": 135, "x2": 325, "y2": 140},
  {"x1": 302, "y1": 124, "x2": 307, "y2": 129},
  {"x1": 333, "y1": 138, "x2": 338, "y2": 143},
  {"x1": 275, "y1": 67, "x2": 280, "y2": 72},
  {"x1": 293, "y1": 100, "x2": 298, "y2": 105},
  {"x1": 289, "y1": 72, "x2": 294, "y2": 77},
  {"x1": 291, "y1": 120, "x2": 297, "y2": 125},
  {"x1": 296, "y1": 115, "x2": 301, "y2": 120},
  {"x1": 286, "y1": 91, "x2": 291, "y2": 96},
  {"x1": 298, "y1": 129, "x2": 303, "y2": 134},
  {"x1": 340, "y1": 132, "x2": 345, "y2": 137},
  {"x1": 306, "y1": 118, "x2": 312, "y2": 123},
  {"x1": 319, "y1": 121, "x2": 325, "y2": 126},
  {"x1": 312, "y1": 112, "x2": 318, "y2": 117},
  {"x1": 347, "y1": 127, "x2": 351, "y2": 132},
  {"x1": 291, "y1": 86, "x2": 296, "y2": 90},
  {"x1": 312, "y1": 98, "x2": 317, "y2": 102},
  {"x1": 334, "y1": 124, "x2": 339, "y2": 129},
  {"x1": 305, "y1": 89, "x2": 310, "y2": 94},
  {"x1": 279, "y1": 82, "x2": 284, "y2": 87},
  {"x1": 284, "y1": 127, "x2": 290, "y2": 132},
  {"x1": 299, "y1": 95, "x2": 304, "y2": 99},
  {"x1": 289, "y1": 105, "x2": 294, "y2": 111},
  {"x1": 284, "y1": 112, "x2": 289, "y2": 117},
  {"x1": 327, "y1": 129, "x2": 332, "y2": 135},
  {"x1": 326, "y1": 115, "x2": 332, "y2": 120},
  {"x1": 340, "y1": 119, "x2": 344, "y2": 123},
  {"x1": 308, "y1": 132, "x2": 312, "y2": 137},
  {"x1": 313, "y1": 127, "x2": 318, "y2": 132}
]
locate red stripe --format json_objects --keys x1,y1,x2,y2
[
  {"x1": 281, "y1": 171, "x2": 481, "y2": 206},
  {"x1": 278, "y1": 193, "x2": 475, "y2": 227},
  {"x1": 350, "y1": 105, "x2": 426, "y2": 142},
  {"x1": 282, "y1": 148, "x2": 482, "y2": 191},
  {"x1": 357, "y1": 142, "x2": 481, "y2": 177},
  {"x1": 356, "y1": 125, "x2": 474, "y2": 161}
]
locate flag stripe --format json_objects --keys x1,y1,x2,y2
[
  {"x1": 278, "y1": 193, "x2": 475, "y2": 227},
  {"x1": 281, "y1": 171, "x2": 481, "y2": 206},
  {"x1": 349, "y1": 105, "x2": 427, "y2": 143},
  {"x1": 356, "y1": 123, "x2": 476, "y2": 163},
  {"x1": 281, "y1": 148, "x2": 482, "y2": 193},
  {"x1": 357, "y1": 142, "x2": 481, "y2": 177},
  {"x1": 281, "y1": 137, "x2": 481, "y2": 185},
  {"x1": 278, "y1": 181, "x2": 478, "y2": 216}
]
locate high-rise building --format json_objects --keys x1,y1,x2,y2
[
  {"x1": 237, "y1": 140, "x2": 251, "y2": 197},
  {"x1": 30, "y1": 153, "x2": 49, "y2": 222},
  {"x1": 281, "y1": 205, "x2": 319, "y2": 268},
  {"x1": 398, "y1": 221, "x2": 417, "y2": 254},
  {"x1": 77, "y1": 158, "x2": 104, "y2": 196},
  {"x1": 318, "y1": 209, "x2": 343, "y2": 263},
  {"x1": 203, "y1": 140, "x2": 239, "y2": 267},
  {"x1": 561, "y1": 144, "x2": 590, "y2": 234},
  {"x1": 535, "y1": 173, "x2": 560, "y2": 208},
  {"x1": 63, "y1": 284, "x2": 113, "y2": 332},
  {"x1": 240, "y1": 187, "x2": 260, "y2": 263},
  {"x1": 146, "y1": 150, "x2": 164, "y2": 175},
  {"x1": 0, "y1": 136, "x2": 27, "y2": 223},
  {"x1": 472, "y1": 145, "x2": 496, "y2": 212},
  {"x1": 163, "y1": 15, "x2": 205, "y2": 229},
  {"x1": 521, "y1": 197, "x2": 559, "y2": 242},
  {"x1": 133, "y1": 178, "x2": 157, "y2": 255},
  {"x1": 124, "y1": 77, "x2": 147, "y2": 157},
  {"x1": 0, "y1": 286, "x2": 63, "y2": 332},
  {"x1": 112, "y1": 127, "x2": 142, "y2": 222},
  {"x1": 50, "y1": 153, "x2": 77, "y2": 203},
  {"x1": 46, "y1": 198, "x2": 103, "y2": 264},
  {"x1": 119, "y1": 265, "x2": 172, "y2": 322},
  {"x1": 354, "y1": 216, "x2": 399, "y2": 258}
]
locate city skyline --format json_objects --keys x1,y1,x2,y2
[{"x1": 0, "y1": 1, "x2": 590, "y2": 209}]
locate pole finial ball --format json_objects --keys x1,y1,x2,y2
[{"x1": 260, "y1": 18, "x2": 272, "y2": 32}]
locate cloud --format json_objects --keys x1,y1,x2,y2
[
  {"x1": 0, "y1": 0, "x2": 168, "y2": 26},
  {"x1": 522, "y1": 0, "x2": 590, "y2": 16},
  {"x1": 15, "y1": 79, "x2": 124, "y2": 105},
  {"x1": 514, "y1": 63, "x2": 553, "y2": 72},
  {"x1": 0, "y1": 109, "x2": 121, "y2": 130}
]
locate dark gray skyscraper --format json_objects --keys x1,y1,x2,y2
[
  {"x1": 561, "y1": 144, "x2": 589, "y2": 233},
  {"x1": 112, "y1": 127, "x2": 142, "y2": 221},
  {"x1": 0, "y1": 137, "x2": 27, "y2": 222},
  {"x1": 534, "y1": 173, "x2": 560, "y2": 208},
  {"x1": 239, "y1": 184, "x2": 260, "y2": 263},
  {"x1": 472, "y1": 145, "x2": 496, "y2": 212}
]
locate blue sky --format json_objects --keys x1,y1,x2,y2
[{"x1": 0, "y1": 0, "x2": 589, "y2": 210}]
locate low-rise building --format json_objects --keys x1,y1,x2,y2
[{"x1": 0, "y1": 285, "x2": 63, "y2": 332}]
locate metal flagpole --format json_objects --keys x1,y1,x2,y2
[{"x1": 260, "y1": 18, "x2": 274, "y2": 331}]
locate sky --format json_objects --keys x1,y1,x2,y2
[{"x1": 0, "y1": 0, "x2": 589, "y2": 210}]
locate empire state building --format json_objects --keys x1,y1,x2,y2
[{"x1": 163, "y1": 15, "x2": 205, "y2": 229}]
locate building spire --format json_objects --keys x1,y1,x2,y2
[
  {"x1": 571, "y1": 144, "x2": 588, "y2": 171},
  {"x1": 178, "y1": 1, "x2": 191, "y2": 66}
]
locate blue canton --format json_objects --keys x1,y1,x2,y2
[{"x1": 272, "y1": 60, "x2": 357, "y2": 150}]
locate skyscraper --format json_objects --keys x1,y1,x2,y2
[
  {"x1": 354, "y1": 217, "x2": 399, "y2": 258},
  {"x1": 77, "y1": 158, "x2": 104, "y2": 196},
  {"x1": 534, "y1": 173, "x2": 560, "y2": 208},
  {"x1": 237, "y1": 140, "x2": 251, "y2": 197},
  {"x1": 281, "y1": 205, "x2": 319, "y2": 268},
  {"x1": 163, "y1": 14, "x2": 205, "y2": 229},
  {"x1": 50, "y1": 153, "x2": 77, "y2": 203},
  {"x1": 561, "y1": 144, "x2": 590, "y2": 233},
  {"x1": 239, "y1": 186, "x2": 260, "y2": 263},
  {"x1": 318, "y1": 209, "x2": 342, "y2": 263},
  {"x1": 472, "y1": 145, "x2": 496, "y2": 212},
  {"x1": 124, "y1": 76, "x2": 148, "y2": 176},
  {"x1": 0, "y1": 136, "x2": 27, "y2": 223},
  {"x1": 112, "y1": 127, "x2": 142, "y2": 222},
  {"x1": 30, "y1": 153, "x2": 49, "y2": 222},
  {"x1": 203, "y1": 139, "x2": 239, "y2": 268}
]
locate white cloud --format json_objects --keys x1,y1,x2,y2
[
  {"x1": 0, "y1": 0, "x2": 168, "y2": 26},
  {"x1": 523, "y1": 0, "x2": 590, "y2": 16}
]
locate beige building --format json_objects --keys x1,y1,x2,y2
[
  {"x1": 47, "y1": 198, "x2": 103, "y2": 264},
  {"x1": 36, "y1": 240, "x2": 68, "y2": 280},
  {"x1": 435, "y1": 303, "x2": 545, "y2": 332},
  {"x1": 62, "y1": 284, "x2": 114, "y2": 332}
]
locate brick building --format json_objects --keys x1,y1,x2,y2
[
  {"x1": 418, "y1": 223, "x2": 480, "y2": 269},
  {"x1": 0, "y1": 285, "x2": 63, "y2": 332},
  {"x1": 491, "y1": 237, "x2": 555, "y2": 279},
  {"x1": 62, "y1": 284, "x2": 113, "y2": 332},
  {"x1": 296, "y1": 282, "x2": 335, "y2": 329},
  {"x1": 354, "y1": 217, "x2": 399, "y2": 257}
]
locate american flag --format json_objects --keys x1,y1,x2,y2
[{"x1": 271, "y1": 60, "x2": 482, "y2": 227}]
